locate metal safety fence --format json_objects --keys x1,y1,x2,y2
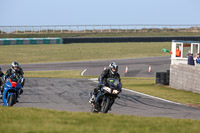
[{"x1": 0, "y1": 24, "x2": 200, "y2": 34}]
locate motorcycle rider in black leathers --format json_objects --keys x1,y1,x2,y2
[
  {"x1": 2, "y1": 62, "x2": 25, "y2": 96},
  {"x1": 0, "y1": 67, "x2": 4, "y2": 98},
  {"x1": 89, "y1": 62, "x2": 121, "y2": 104}
]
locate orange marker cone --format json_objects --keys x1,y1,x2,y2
[
  {"x1": 104, "y1": 66, "x2": 106, "y2": 70},
  {"x1": 148, "y1": 65, "x2": 151, "y2": 72},
  {"x1": 125, "y1": 66, "x2": 128, "y2": 73}
]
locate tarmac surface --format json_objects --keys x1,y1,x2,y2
[
  {"x1": 2, "y1": 56, "x2": 200, "y2": 120},
  {"x1": 1, "y1": 56, "x2": 171, "y2": 77},
  {"x1": 13, "y1": 77, "x2": 200, "y2": 120}
]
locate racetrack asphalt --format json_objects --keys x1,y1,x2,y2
[
  {"x1": 12, "y1": 77, "x2": 200, "y2": 120},
  {"x1": 1, "y1": 56, "x2": 171, "y2": 77},
  {"x1": 2, "y1": 56, "x2": 200, "y2": 120}
]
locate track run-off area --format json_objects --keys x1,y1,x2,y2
[{"x1": 1, "y1": 56, "x2": 200, "y2": 120}]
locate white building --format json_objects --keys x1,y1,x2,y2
[{"x1": 171, "y1": 40, "x2": 200, "y2": 65}]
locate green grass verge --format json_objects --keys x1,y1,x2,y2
[
  {"x1": 0, "y1": 42, "x2": 171, "y2": 64},
  {"x1": 24, "y1": 70, "x2": 200, "y2": 107},
  {"x1": 1, "y1": 32, "x2": 200, "y2": 38},
  {"x1": 122, "y1": 77, "x2": 200, "y2": 107},
  {"x1": 0, "y1": 107, "x2": 200, "y2": 133},
  {"x1": 24, "y1": 70, "x2": 96, "y2": 79}
]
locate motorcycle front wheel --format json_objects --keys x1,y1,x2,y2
[
  {"x1": 8, "y1": 94, "x2": 15, "y2": 106},
  {"x1": 101, "y1": 97, "x2": 110, "y2": 113}
]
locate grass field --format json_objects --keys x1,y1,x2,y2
[
  {"x1": 0, "y1": 106, "x2": 200, "y2": 133},
  {"x1": 0, "y1": 42, "x2": 171, "y2": 64},
  {"x1": 1, "y1": 32, "x2": 200, "y2": 38},
  {"x1": 24, "y1": 70, "x2": 200, "y2": 107}
]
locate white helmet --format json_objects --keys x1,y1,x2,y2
[{"x1": 11, "y1": 61, "x2": 20, "y2": 72}]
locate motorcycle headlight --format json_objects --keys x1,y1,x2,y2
[
  {"x1": 112, "y1": 90, "x2": 119, "y2": 94},
  {"x1": 103, "y1": 87, "x2": 111, "y2": 93}
]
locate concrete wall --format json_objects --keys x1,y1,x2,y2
[{"x1": 170, "y1": 64, "x2": 200, "y2": 93}]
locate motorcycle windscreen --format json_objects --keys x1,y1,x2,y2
[{"x1": 107, "y1": 78, "x2": 119, "y2": 88}]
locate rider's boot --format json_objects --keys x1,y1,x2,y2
[
  {"x1": 89, "y1": 94, "x2": 96, "y2": 104},
  {"x1": 0, "y1": 86, "x2": 3, "y2": 99},
  {"x1": 20, "y1": 88, "x2": 23, "y2": 95}
]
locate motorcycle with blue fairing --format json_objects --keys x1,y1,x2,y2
[
  {"x1": 2, "y1": 73, "x2": 22, "y2": 106},
  {"x1": 91, "y1": 78, "x2": 122, "y2": 113}
]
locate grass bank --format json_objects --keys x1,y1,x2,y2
[
  {"x1": 0, "y1": 107, "x2": 200, "y2": 133},
  {"x1": 1, "y1": 32, "x2": 200, "y2": 38},
  {"x1": 24, "y1": 70, "x2": 200, "y2": 107},
  {"x1": 0, "y1": 42, "x2": 170, "y2": 64},
  {"x1": 122, "y1": 77, "x2": 200, "y2": 107}
]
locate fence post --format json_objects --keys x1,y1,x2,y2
[
  {"x1": 178, "y1": 25, "x2": 180, "y2": 32},
  {"x1": 126, "y1": 25, "x2": 128, "y2": 32},
  {"x1": 46, "y1": 26, "x2": 48, "y2": 33},
  {"x1": 61, "y1": 25, "x2": 63, "y2": 33},
  {"x1": 152, "y1": 25, "x2": 154, "y2": 32},
  {"x1": 109, "y1": 26, "x2": 111, "y2": 32},
  {"x1": 38, "y1": 26, "x2": 40, "y2": 33},
  {"x1": 101, "y1": 25, "x2": 103, "y2": 32},
  {"x1": 54, "y1": 26, "x2": 56, "y2": 33},
  {"x1": 135, "y1": 25, "x2": 136, "y2": 32},
  {"x1": 24, "y1": 26, "x2": 26, "y2": 34},
  {"x1": 9, "y1": 26, "x2": 11, "y2": 34},
  {"x1": 118, "y1": 25, "x2": 120, "y2": 32},
  {"x1": 93, "y1": 25, "x2": 95, "y2": 32},
  {"x1": 1, "y1": 27, "x2": 2, "y2": 34},
  {"x1": 68, "y1": 26, "x2": 71, "y2": 33},
  {"x1": 76, "y1": 25, "x2": 78, "y2": 33},
  {"x1": 32, "y1": 26, "x2": 33, "y2": 33},
  {"x1": 16, "y1": 27, "x2": 18, "y2": 34},
  {"x1": 84, "y1": 25, "x2": 86, "y2": 33}
]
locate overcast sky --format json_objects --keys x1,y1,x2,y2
[{"x1": 0, "y1": 0, "x2": 199, "y2": 26}]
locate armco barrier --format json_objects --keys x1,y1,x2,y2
[
  {"x1": 63, "y1": 36, "x2": 200, "y2": 43},
  {"x1": 0, "y1": 38, "x2": 62, "y2": 45}
]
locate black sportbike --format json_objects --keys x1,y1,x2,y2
[{"x1": 91, "y1": 78, "x2": 122, "y2": 113}]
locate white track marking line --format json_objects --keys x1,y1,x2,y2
[
  {"x1": 88, "y1": 78, "x2": 182, "y2": 105},
  {"x1": 81, "y1": 69, "x2": 87, "y2": 76},
  {"x1": 122, "y1": 88, "x2": 182, "y2": 105},
  {"x1": 88, "y1": 78, "x2": 98, "y2": 81}
]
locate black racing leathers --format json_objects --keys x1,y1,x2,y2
[
  {"x1": 0, "y1": 71, "x2": 4, "y2": 93},
  {"x1": 94, "y1": 69, "x2": 121, "y2": 95},
  {"x1": 5, "y1": 67, "x2": 25, "y2": 88},
  {"x1": 5, "y1": 68, "x2": 24, "y2": 78}
]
